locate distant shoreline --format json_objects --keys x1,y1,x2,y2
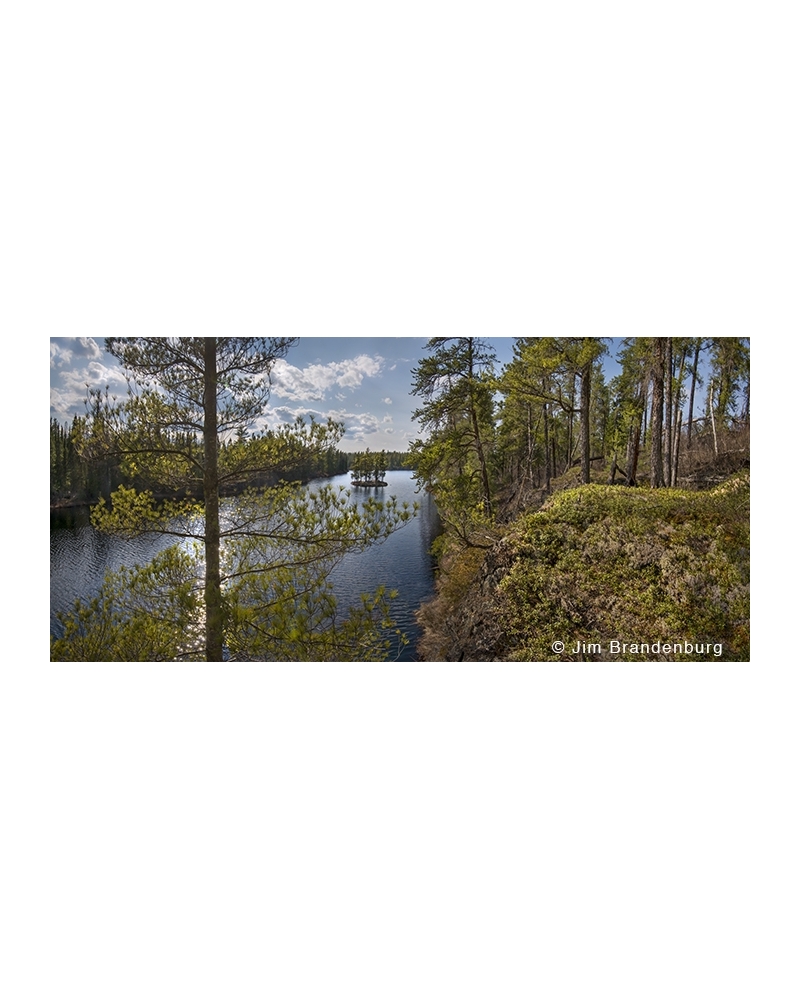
[{"x1": 50, "y1": 470, "x2": 412, "y2": 513}]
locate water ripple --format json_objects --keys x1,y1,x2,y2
[{"x1": 50, "y1": 472, "x2": 440, "y2": 659}]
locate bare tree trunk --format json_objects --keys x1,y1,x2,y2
[
  {"x1": 670, "y1": 345, "x2": 687, "y2": 486},
  {"x1": 642, "y1": 383, "x2": 648, "y2": 443},
  {"x1": 580, "y1": 362, "x2": 592, "y2": 484},
  {"x1": 665, "y1": 337, "x2": 673, "y2": 487},
  {"x1": 203, "y1": 337, "x2": 224, "y2": 662},
  {"x1": 565, "y1": 373, "x2": 575, "y2": 475},
  {"x1": 709, "y1": 381, "x2": 719, "y2": 457},
  {"x1": 525, "y1": 403, "x2": 533, "y2": 489},
  {"x1": 672, "y1": 411, "x2": 682, "y2": 486},
  {"x1": 687, "y1": 338, "x2": 701, "y2": 450},
  {"x1": 543, "y1": 400, "x2": 551, "y2": 493},
  {"x1": 625, "y1": 405, "x2": 642, "y2": 486},
  {"x1": 650, "y1": 339, "x2": 665, "y2": 487},
  {"x1": 528, "y1": 407, "x2": 541, "y2": 489}
]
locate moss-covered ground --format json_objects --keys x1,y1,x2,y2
[{"x1": 497, "y1": 470, "x2": 749, "y2": 660}]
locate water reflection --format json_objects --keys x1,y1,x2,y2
[{"x1": 50, "y1": 472, "x2": 439, "y2": 660}]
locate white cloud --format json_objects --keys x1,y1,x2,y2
[
  {"x1": 382, "y1": 397, "x2": 392, "y2": 404},
  {"x1": 51, "y1": 337, "x2": 103, "y2": 368},
  {"x1": 50, "y1": 386, "x2": 84, "y2": 423},
  {"x1": 327, "y1": 408, "x2": 381, "y2": 440},
  {"x1": 51, "y1": 354, "x2": 131, "y2": 424},
  {"x1": 254, "y1": 403, "x2": 385, "y2": 444},
  {"x1": 270, "y1": 354, "x2": 384, "y2": 401},
  {"x1": 61, "y1": 361, "x2": 128, "y2": 397},
  {"x1": 50, "y1": 343, "x2": 72, "y2": 368},
  {"x1": 263, "y1": 405, "x2": 329, "y2": 427},
  {"x1": 77, "y1": 337, "x2": 102, "y2": 360}
]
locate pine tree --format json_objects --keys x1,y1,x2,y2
[
  {"x1": 499, "y1": 337, "x2": 607, "y2": 487},
  {"x1": 649, "y1": 338, "x2": 666, "y2": 487},
  {"x1": 55, "y1": 337, "x2": 414, "y2": 661},
  {"x1": 409, "y1": 338, "x2": 497, "y2": 541},
  {"x1": 708, "y1": 338, "x2": 750, "y2": 427}
]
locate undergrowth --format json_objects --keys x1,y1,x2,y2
[{"x1": 498, "y1": 471, "x2": 749, "y2": 660}]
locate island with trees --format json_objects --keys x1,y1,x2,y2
[
  {"x1": 51, "y1": 338, "x2": 415, "y2": 661},
  {"x1": 51, "y1": 335, "x2": 749, "y2": 662},
  {"x1": 348, "y1": 450, "x2": 389, "y2": 487}
]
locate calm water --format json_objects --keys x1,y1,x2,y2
[{"x1": 50, "y1": 471, "x2": 440, "y2": 660}]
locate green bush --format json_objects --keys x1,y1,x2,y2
[{"x1": 498, "y1": 472, "x2": 749, "y2": 661}]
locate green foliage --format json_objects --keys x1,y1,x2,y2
[
  {"x1": 410, "y1": 337, "x2": 749, "y2": 661},
  {"x1": 708, "y1": 338, "x2": 750, "y2": 425},
  {"x1": 409, "y1": 337, "x2": 497, "y2": 539},
  {"x1": 91, "y1": 486, "x2": 203, "y2": 538},
  {"x1": 54, "y1": 481, "x2": 417, "y2": 661},
  {"x1": 54, "y1": 337, "x2": 417, "y2": 661},
  {"x1": 50, "y1": 418, "x2": 78, "y2": 498},
  {"x1": 50, "y1": 414, "x2": 122, "y2": 502},
  {"x1": 51, "y1": 546, "x2": 204, "y2": 661},
  {"x1": 606, "y1": 338, "x2": 651, "y2": 463},
  {"x1": 497, "y1": 472, "x2": 749, "y2": 660},
  {"x1": 498, "y1": 337, "x2": 608, "y2": 488},
  {"x1": 349, "y1": 449, "x2": 388, "y2": 483}
]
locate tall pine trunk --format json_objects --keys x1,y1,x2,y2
[
  {"x1": 625, "y1": 405, "x2": 642, "y2": 486},
  {"x1": 565, "y1": 373, "x2": 576, "y2": 475},
  {"x1": 543, "y1": 400, "x2": 551, "y2": 493},
  {"x1": 670, "y1": 345, "x2": 688, "y2": 486},
  {"x1": 672, "y1": 411, "x2": 682, "y2": 487},
  {"x1": 467, "y1": 340, "x2": 492, "y2": 517},
  {"x1": 580, "y1": 362, "x2": 591, "y2": 484},
  {"x1": 203, "y1": 338, "x2": 224, "y2": 661},
  {"x1": 687, "y1": 338, "x2": 701, "y2": 450},
  {"x1": 650, "y1": 338, "x2": 665, "y2": 487},
  {"x1": 471, "y1": 402, "x2": 492, "y2": 515},
  {"x1": 664, "y1": 338, "x2": 673, "y2": 487},
  {"x1": 709, "y1": 381, "x2": 719, "y2": 456}
]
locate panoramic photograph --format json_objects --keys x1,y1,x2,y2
[
  {"x1": 50, "y1": 336, "x2": 750, "y2": 661},
  {"x1": 24, "y1": 1, "x2": 789, "y2": 993}
]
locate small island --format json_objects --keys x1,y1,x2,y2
[{"x1": 350, "y1": 449, "x2": 388, "y2": 487}]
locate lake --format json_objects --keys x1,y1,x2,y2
[{"x1": 50, "y1": 471, "x2": 440, "y2": 661}]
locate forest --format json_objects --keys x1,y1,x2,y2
[
  {"x1": 51, "y1": 336, "x2": 749, "y2": 661},
  {"x1": 407, "y1": 336, "x2": 750, "y2": 661},
  {"x1": 51, "y1": 338, "x2": 423, "y2": 661},
  {"x1": 51, "y1": 419, "x2": 412, "y2": 505},
  {"x1": 408, "y1": 337, "x2": 749, "y2": 526}
]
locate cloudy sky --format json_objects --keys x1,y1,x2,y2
[{"x1": 50, "y1": 337, "x2": 524, "y2": 452}]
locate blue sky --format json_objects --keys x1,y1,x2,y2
[
  {"x1": 50, "y1": 337, "x2": 628, "y2": 451},
  {"x1": 48, "y1": 337, "x2": 511, "y2": 452}
]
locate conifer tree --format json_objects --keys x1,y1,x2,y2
[
  {"x1": 499, "y1": 337, "x2": 606, "y2": 486},
  {"x1": 650, "y1": 338, "x2": 666, "y2": 487},
  {"x1": 708, "y1": 338, "x2": 750, "y2": 427},
  {"x1": 409, "y1": 338, "x2": 497, "y2": 540},
  {"x1": 55, "y1": 337, "x2": 413, "y2": 661}
]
